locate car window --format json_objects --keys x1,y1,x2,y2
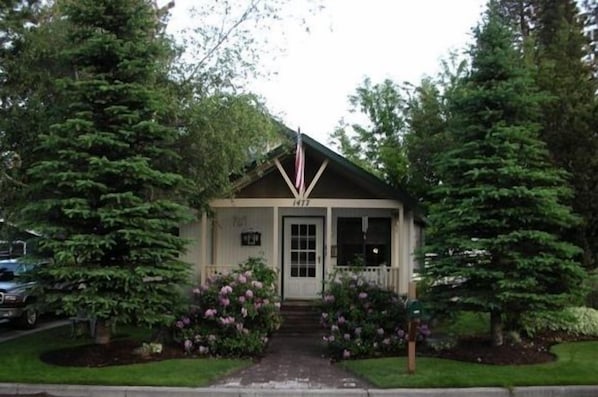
[
  {"x1": 0, "y1": 264, "x2": 16, "y2": 281},
  {"x1": 0, "y1": 261, "x2": 33, "y2": 280}
]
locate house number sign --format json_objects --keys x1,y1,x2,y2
[{"x1": 293, "y1": 199, "x2": 310, "y2": 207}]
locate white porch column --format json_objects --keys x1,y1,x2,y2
[
  {"x1": 326, "y1": 206, "x2": 332, "y2": 276},
  {"x1": 212, "y1": 213, "x2": 219, "y2": 265},
  {"x1": 200, "y1": 211, "x2": 208, "y2": 283},
  {"x1": 272, "y1": 206, "x2": 280, "y2": 295},
  {"x1": 398, "y1": 206, "x2": 409, "y2": 295},
  {"x1": 403, "y1": 212, "x2": 413, "y2": 288},
  {"x1": 392, "y1": 210, "x2": 400, "y2": 269}
]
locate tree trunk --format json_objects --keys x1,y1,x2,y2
[
  {"x1": 491, "y1": 310, "x2": 504, "y2": 347},
  {"x1": 95, "y1": 319, "x2": 111, "y2": 345}
]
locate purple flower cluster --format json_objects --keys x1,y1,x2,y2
[
  {"x1": 171, "y1": 258, "x2": 282, "y2": 357},
  {"x1": 320, "y1": 273, "x2": 429, "y2": 360}
]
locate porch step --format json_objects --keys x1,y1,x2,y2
[{"x1": 277, "y1": 300, "x2": 323, "y2": 335}]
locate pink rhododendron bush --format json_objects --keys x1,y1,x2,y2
[
  {"x1": 321, "y1": 272, "x2": 430, "y2": 360},
  {"x1": 173, "y1": 258, "x2": 281, "y2": 357}
]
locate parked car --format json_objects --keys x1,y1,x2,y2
[{"x1": 0, "y1": 259, "x2": 39, "y2": 328}]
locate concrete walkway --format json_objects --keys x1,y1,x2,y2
[{"x1": 211, "y1": 333, "x2": 368, "y2": 389}]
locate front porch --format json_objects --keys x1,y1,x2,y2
[{"x1": 188, "y1": 198, "x2": 417, "y2": 297}]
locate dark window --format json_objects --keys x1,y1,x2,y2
[{"x1": 337, "y1": 217, "x2": 391, "y2": 267}]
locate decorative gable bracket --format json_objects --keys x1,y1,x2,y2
[{"x1": 274, "y1": 158, "x2": 329, "y2": 200}]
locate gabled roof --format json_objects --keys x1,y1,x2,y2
[{"x1": 232, "y1": 128, "x2": 423, "y2": 220}]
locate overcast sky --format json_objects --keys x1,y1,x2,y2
[{"x1": 168, "y1": 0, "x2": 487, "y2": 146}]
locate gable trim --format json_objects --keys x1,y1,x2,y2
[
  {"x1": 210, "y1": 198, "x2": 404, "y2": 209},
  {"x1": 304, "y1": 159, "x2": 329, "y2": 198},
  {"x1": 274, "y1": 158, "x2": 300, "y2": 199}
]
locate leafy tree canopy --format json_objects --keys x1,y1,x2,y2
[{"x1": 330, "y1": 77, "x2": 409, "y2": 187}]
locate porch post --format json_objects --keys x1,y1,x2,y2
[
  {"x1": 272, "y1": 206, "x2": 280, "y2": 296},
  {"x1": 212, "y1": 213, "x2": 219, "y2": 265},
  {"x1": 399, "y1": 206, "x2": 409, "y2": 295},
  {"x1": 392, "y1": 207, "x2": 401, "y2": 294},
  {"x1": 407, "y1": 211, "x2": 415, "y2": 283},
  {"x1": 326, "y1": 206, "x2": 332, "y2": 278},
  {"x1": 200, "y1": 211, "x2": 208, "y2": 283},
  {"x1": 403, "y1": 212, "x2": 413, "y2": 289}
]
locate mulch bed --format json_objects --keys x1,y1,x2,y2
[
  {"x1": 427, "y1": 332, "x2": 598, "y2": 365},
  {"x1": 39, "y1": 333, "x2": 597, "y2": 368},
  {"x1": 40, "y1": 339, "x2": 188, "y2": 367},
  {"x1": 428, "y1": 336, "x2": 555, "y2": 365}
]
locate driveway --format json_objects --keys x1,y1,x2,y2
[{"x1": 0, "y1": 318, "x2": 68, "y2": 344}]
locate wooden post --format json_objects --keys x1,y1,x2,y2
[{"x1": 407, "y1": 281, "x2": 417, "y2": 374}]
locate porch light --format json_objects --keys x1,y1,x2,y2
[{"x1": 241, "y1": 230, "x2": 261, "y2": 246}]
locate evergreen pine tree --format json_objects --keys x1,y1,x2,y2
[
  {"x1": 423, "y1": 1, "x2": 586, "y2": 346},
  {"x1": 534, "y1": 0, "x2": 598, "y2": 269},
  {"x1": 22, "y1": 0, "x2": 191, "y2": 343}
]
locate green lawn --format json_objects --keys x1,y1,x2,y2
[
  {"x1": 0, "y1": 326, "x2": 249, "y2": 387},
  {"x1": 433, "y1": 311, "x2": 490, "y2": 337},
  {"x1": 342, "y1": 341, "x2": 598, "y2": 388}
]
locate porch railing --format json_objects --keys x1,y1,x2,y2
[
  {"x1": 203, "y1": 264, "x2": 237, "y2": 283},
  {"x1": 201, "y1": 264, "x2": 400, "y2": 294},
  {"x1": 333, "y1": 266, "x2": 400, "y2": 293}
]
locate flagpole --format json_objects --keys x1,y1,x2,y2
[{"x1": 294, "y1": 128, "x2": 305, "y2": 198}]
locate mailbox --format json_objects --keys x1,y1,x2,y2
[{"x1": 407, "y1": 299, "x2": 423, "y2": 320}]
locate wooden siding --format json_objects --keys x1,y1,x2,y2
[
  {"x1": 213, "y1": 207, "x2": 274, "y2": 267},
  {"x1": 236, "y1": 151, "x2": 398, "y2": 200}
]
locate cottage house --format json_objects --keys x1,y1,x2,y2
[{"x1": 180, "y1": 132, "x2": 423, "y2": 299}]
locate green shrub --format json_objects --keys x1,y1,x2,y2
[
  {"x1": 320, "y1": 271, "x2": 429, "y2": 360},
  {"x1": 521, "y1": 307, "x2": 598, "y2": 337},
  {"x1": 172, "y1": 257, "x2": 281, "y2": 357},
  {"x1": 567, "y1": 307, "x2": 598, "y2": 336}
]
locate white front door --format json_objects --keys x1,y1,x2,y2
[{"x1": 283, "y1": 217, "x2": 323, "y2": 299}]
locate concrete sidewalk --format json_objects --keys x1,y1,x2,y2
[{"x1": 1, "y1": 383, "x2": 598, "y2": 397}]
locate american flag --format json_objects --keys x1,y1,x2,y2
[{"x1": 294, "y1": 132, "x2": 305, "y2": 195}]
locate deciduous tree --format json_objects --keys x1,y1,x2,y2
[{"x1": 330, "y1": 78, "x2": 408, "y2": 187}]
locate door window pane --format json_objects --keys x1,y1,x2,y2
[{"x1": 289, "y1": 220, "x2": 318, "y2": 279}]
